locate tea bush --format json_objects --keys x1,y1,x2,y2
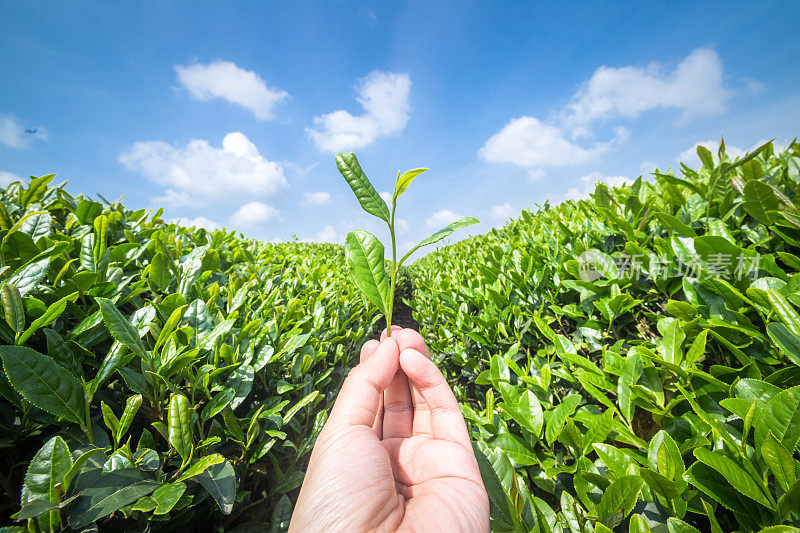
[
  {"x1": 0, "y1": 176, "x2": 376, "y2": 531},
  {"x1": 410, "y1": 140, "x2": 800, "y2": 531}
]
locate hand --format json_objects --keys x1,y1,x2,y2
[{"x1": 290, "y1": 327, "x2": 489, "y2": 532}]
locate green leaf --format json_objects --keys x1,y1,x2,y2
[
  {"x1": 148, "y1": 252, "x2": 171, "y2": 291},
  {"x1": 505, "y1": 389, "x2": 543, "y2": 437},
  {"x1": 168, "y1": 393, "x2": 192, "y2": 462},
  {"x1": 96, "y1": 297, "x2": 147, "y2": 358},
  {"x1": 68, "y1": 469, "x2": 160, "y2": 529},
  {"x1": 6, "y1": 258, "x2": 49, "y2": 296},
  {"x1": 0, "y1": 345, "x2": 86, "y2": 426},
  {"x1": 743, "y1": 180, "x2": 780, "y2": 225},
  {"x1": 761, "y1": 431, "x2": 797, "y2": 492},
  {"x1": 101, "y1": 401, "x2": 120, "y2": 440},
  {"x1": 118, "y1": 394, "x2": 143, "y2": 446},
  {"x1": 17, "y1": 292, "x2": 78, "y2": 345},
  {"x1": 697, "y1": 145, "x2": 714, "y2": 169},
  {"x1": 393, "y1": 167, "x2": 428, "y2": 200},
  {"x1": 400, "y1": 217, "x2": 480, "y2": 265},
  {"x1": 756, "y1": 386, "x2": 800, "y2": 454},
  {"x1": 639, "y1": 468, "x2": 680, "y2": 499},
  {"x1": 1, "y1": 283, "x2": 24, "y2": 336},
  {"x1": 176, "y1": 454, "x2": 225, "y2": 482},
  {"x1": 20, "y1": 436, "x2": 73, "y2": 529},
  {"x1": 345, "y1": 230, "x2": 390, "y2": 315},
  {"x1": 768, "y1": 322, "x2": 800, "y2": 367},
  {"x1": 648, "y1": 430, "x2": 684, "y2": 480},
  {"x1": 661, "y1": 319, "x2": 684, "y2": 365},
  {"x1": 629, "y1": 514, "x2": 652, "y2": 533},
  {"x1": 284, "y1": 390, "x2": 320, "y2": 424},
  {"x1": 667, "y1": 518, "x2": 701, "y2": 533},
  {"x1": 196, "y1": 460, "x2": 236, "y2": 515},
  {"x1": 767, "y1": 290, "x2": 800, "y2": 337},
  {"x1": 335, "y1": 152, "x2": 390, "y2": 222},
  {"x1": 151, "y1": 481, "x2": 186, "y2": 515},
  {"x1": 693, "y1": 447, "x2": 772, "y2": 508},
  {"x1": 597, "y1": 475, "x2": 644, "y2": 525}
]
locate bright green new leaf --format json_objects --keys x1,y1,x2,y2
[
  {"x1": 393, "y1": 167, "x2": 428, "y2": 200},
  {"x1": 597, "y1": 475, "x2": 645, "y2": 525},
  {"x1": 168, "y1": 393, "x2": 193, "y2": 462},
  {"x1": 400, "y1": 217, "x2": 480, "y2": 265},
  {"x1": 1, "y1": 283, "x2": 24, "y2": 336},
  {"x1": 96, "y1": 297, "x2": 148, "y2": 358},
  {"x1": 761, "y1": 431, "x2": 797, "y2": 492},
  {"x1": 151, "y1": 482, "x2": 186, "y2": 515}
]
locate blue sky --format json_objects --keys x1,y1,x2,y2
[{"x1": 2, "y1": 1, "x2": 800, "y2": 260}]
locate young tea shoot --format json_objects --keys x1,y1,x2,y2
[{"x1": 336, "y1": 152, "x2": 478, "y2": 336}]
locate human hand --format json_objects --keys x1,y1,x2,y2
[{"x1": 289, "y1": 327, "x2": 489, "y2": 532}]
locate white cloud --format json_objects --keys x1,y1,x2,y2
[
  {"x1": 307, "y1": 70, "x2": 411, "y2": 152},
  {"x1": 175, "y1": 60, "x2": 288, "y2": 120},
  {"x1": 396, "y1": 218, "x2": 409, "y2": 234},
  {"x1": 0, "y1": 171, "x2": 21, "y2": 187},
  {"x1": 173, "y1": 216, "x2": 222, "y2": 231},
  {"x1": 481, "y1": 48, "x2": 735, "y2": 173},
  {"x1": 565, "y1": 48, "x2": 730, "y2": 128},
  {"x1": 379, "y1": 190, "x2": 392, "y2": 203},
  {"x1": 119, "y1": 132, "x2": 286, "y2": 208},
  {"x1": 426, "y1": 209, "x2": 461, "y2": 229},
  {"x1": 491, "y1": 203, "x2": 514, "y2": 221},
  {"x1": 0, "y1": 115, "x2": 47, "y2": 149},
  {"x1": 314, "y1": 224, "x2": 345, "y2": 244},
  {"x1": 230, "y1": 201, "x2": 281, "y2": 226},
  {"x1": 480, "y1": 117, "x2": 620, "y2": 167},
  {"x1": 566, "y1": 172, "x2": 635, "y2": 201},
  {"x1": 302, "y1": 191, "x2": 331, "y2": 205},
  {"x1": 527, "y1": 168, "x2": 546, "y2": 182}
]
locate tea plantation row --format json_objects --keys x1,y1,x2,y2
[
  {"x1": 410, "y1": 140, "x2": 800, "y2": 532},
  {"x1": 0, "y1": 176, "x2": 377, "y2": 531},
  {"x1": 3, "y1": 139, "x2": 800, "y2": 532}
]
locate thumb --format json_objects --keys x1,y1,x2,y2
[{"x1": 328, "y1": 337, "x2": 399, "y2": 428}]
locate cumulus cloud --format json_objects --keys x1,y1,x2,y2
[
  {"x1": 175, "y1": 60, "x2": 288, "y2": 120},
  {"x1": 566, "y1": 173, "x2": 635, "y2": 201},
  {"x1": 0, "y1": 171, "x2": 21, "y2": 187},
  {"x1": 230, "y1": 201, "x2": 281, "y2": 226},
  {"x1": 314, "y1": 224, "x2": 345, "y2": 244},
  {"x1": 307, "y1": 71, "x2": 411, "y2": 152},
  {"x1": 481, "y1": 48, "x2": 735, "y2": 172},
  {"x1": 379, "y1": 190, "x2": 392, "y2": 204},
  {"x1": 565, "y1": 48, "x2": 730, "y2": 128},
  {"x1": 480, "y1": 117, "x2": 623, "y2": 168},
  {"x1": 426, "y1": 209, "x2": 462, "y2": 229},
  {"x1": 119, "y1": 132, "x2": 286, "y2": 208},
  {"x1": 1, "y1": 115, "x2": 48, "y2": 149},
  {"x1": 302, "y1": 191, "x2": 331, "y2": 205},
  {"x1": 491, "y1": 203, "x2": 514, "y2": 221},
  {"x1": 173, "y1": 216, "x2": 222, "y2": 231}
]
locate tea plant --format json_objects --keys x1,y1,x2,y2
[
  {"x1": 336, "y1": 152, "x2": 477, "y2": 335},
  {"x1": 0, "y1": 177, "x2": 376, "y2": 530},
  {"x1": 411, "y1": 139, "x2": 800, "y2": 531}
]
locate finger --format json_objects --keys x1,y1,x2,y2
[
  {"x1": 400, "y1": 348, "x2": 471, "y2": 449},
  {"x1": 382, "y1": 371, "x2": 413, "y2": 439},
  {"x1": 328, "y1": 338, "x2": 399, "y2": 428},
  {"x1": 392, "y1": 329, "x2": 432, "y2": 437},
  {"x1": 360, "y1": 339, "x2": 384, "y2": 436},
  {"x1": 382, "y1": 329, "x2": 429, "y2": 439},
  {"x1": 379, "y1": 325, "x2": 402, "y2": 341}
]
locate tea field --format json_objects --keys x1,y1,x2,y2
[{"x1": 2, "y1": 139, "x2": 800, "y2": 532}]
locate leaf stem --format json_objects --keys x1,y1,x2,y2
[{"x1": 387, "y1": 200, "x2": 397, "y2": 337}]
